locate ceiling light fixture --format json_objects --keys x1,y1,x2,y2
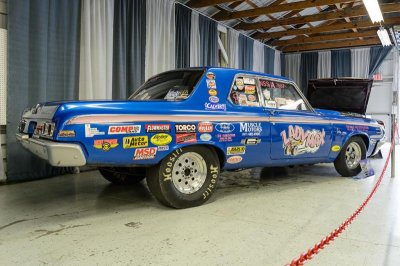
[
  {"x1": 377, "y1": 27, "x2": 392, "y2": 46},
  {"x1": 362, "y1": 0, "x2": 384, "y2": 23}
]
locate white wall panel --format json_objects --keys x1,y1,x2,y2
[{"x1": 0, "y1": 29, "x2": 6, "y2": 125}]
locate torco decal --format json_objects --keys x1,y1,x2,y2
[
  {"x1": 150, "y1": 133, "x2": 172, "y2": 146},
  {"x1": 281, "y1": 125, "x2": 326, "y2": 156},
  {"x1": 123, "y1": 136, "x2": 148, "y2": 149},
  {"x1": 145, "y1": 124, "x2": 171, "y2": 133},
  {"x1": 227, "y1": 156, "x2": 243, "y2": 164},
  {"x1": 58, "y1": 130, "x2": 75, "y2": 137},
  {"x1": 108, "y1": 125, "x2": 141, "y2": 134},
  {"x1": 175, "y1": 124, "x2": 196, "y2": 133},
  {"x1": 241, "y1": 138, "x2": 261, "y2": 145},
  {"x1": 134, "y1": 147, "x2": 157, "y2": 160},
  {"x1": 176, "y1": 133, "x2": 196, "y2": 144},
  {"x1": 93, "y1": 139, "x2": 118, "y2": 151},
  {"x1": 227, "y1": 146, "x2": 246, "y2": 155},
  {"x1": 215, "y1": 123, "x2": 235, "y2": 133},
  {"x1": 198, "y1": 122, "x2": 213, "y2": 133}
]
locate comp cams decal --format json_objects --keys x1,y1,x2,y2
[
  {"x1": 93, "y1": 139, "x2": 118, "y2": 151},
  {"x1": 134, "y1": 147, "x2": 157, "y2": 160},
  {"x1": 151, "y1": 133, "x2": 172, "y2": 146},
  {"x1": 281, "y1": 125, "x2": 326, "y2": 156},
  {"x1": 108, "y1": 125, "x2": 141, "y2": 134},
  {"x1": 227, "y1": 146, "x2": 246, "y2": 155},
  {"x1": 123, "y1": 136, "x2": 148, "y2": 149}
]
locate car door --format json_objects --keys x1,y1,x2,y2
[{"x1": 257, "y1": 77, "x2": 333, "y2": 160}]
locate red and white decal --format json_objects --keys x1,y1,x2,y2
[
  {"x1": 134, "y1": 147, "x2": 157, "y2": 160},
  {"x1": 145, "y1": 124, "x2": 171, "y2": 133},
  {"x1": 198, "y1": 122, "x2": 213, "y2": 133},
  {"x1": 108, "y1": 125, "x2": 141, "y2": 134},
  {"x1": 227, "y1": 156, "x2": 243, "y2": 164},
  {"x1": 176, "y1": 133, "x2": 196, "y2": 144}
]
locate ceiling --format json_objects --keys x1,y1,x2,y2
[{"x1": 183, "y1": 0, "x2": 400, "y2": 53}]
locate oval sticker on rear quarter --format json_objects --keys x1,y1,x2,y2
[
  {"x1": 227, "y1": 156, "x2": 243, "y2": 164},
  {"x1": 331, "y1": 145, "x2": 341, "y2": 152},
  {"x1": 151, "y1": 133, "x2": 172, "y2": 146},
  {"x1": 200, "y1": 133, "x2": 212, "y2": 141}
]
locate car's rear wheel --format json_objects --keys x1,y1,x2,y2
[
  {"x1": 334, "y1": 136, "x2": 367, "y2": 177},
  {"x1": 98, "y1": 167, "x2": 146, "y2": 185},
  {"x1": 146, "y1": 146, "x2": 220, "y2": 208}
]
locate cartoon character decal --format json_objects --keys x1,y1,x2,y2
[{"x1": 280, "y1": 125, "x2": 325, "y2": 156}]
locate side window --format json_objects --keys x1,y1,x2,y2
[
  {"x1": 229, "y1": 76, "x2": 260, "y2": 107},
  {"x1": 259, "y1": 78, "x2": 309, "y2": 111}
]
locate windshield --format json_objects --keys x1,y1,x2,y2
[{"x1": 129, "y1": 69, "x2": 205, "y2": 101}]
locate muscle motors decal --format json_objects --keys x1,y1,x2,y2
[{"x1": 280, "y1": 125, "x2": 325, "y2": 156}]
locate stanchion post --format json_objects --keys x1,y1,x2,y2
[{"x1": 391, "y1": 114, "x2": 396, "y2": 178}]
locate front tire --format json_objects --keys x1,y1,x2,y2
[
  {"x1": 146, "y1": 146, "x2": 220, "y2": 208},
  {"x1": 98, "y1": 167, "x2": 146, "y2": 185},
  {"x1": 334, "y1": 137, "x2": 367, "y2": 177}
]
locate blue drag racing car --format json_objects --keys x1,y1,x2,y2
[{"x1": 16, "y1": 67, "x2": 385, "y2": 208}]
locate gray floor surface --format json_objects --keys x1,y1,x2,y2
[{"x1": 0, "y1": 144, "x2": 399, "y2": 266}]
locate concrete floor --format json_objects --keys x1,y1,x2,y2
[{"x1": 0, "y1": 144, "x2": 399, "y2": 266}]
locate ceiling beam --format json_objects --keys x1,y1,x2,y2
[
  {"x1": 187, "y1": 0, "x2": 242, "y2": 8},
  {"x1": 213, "y1": 0, "x2": 357, "y2": 21},
  {"x1": 235, "y1": 3, "x2": 400, "y2": 30},
  {"x1": 273, "y1": 30, "x2": 377, "y2": 47},
  {"x1": 282, "y1": 37, "x2": 380, "y2": 52},
  {"x1": 253, "y1": 17, "x2": 400, "y2": 39}
]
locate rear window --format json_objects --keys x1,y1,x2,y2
[
  {"x1": 229, "y1": 75, "x2": 260, "y2": 107},
  {"x1": 129, "y1": 70, "x2": 204, "y2": 101}
]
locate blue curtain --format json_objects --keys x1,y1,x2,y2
[
  {"x1": 175, "y1": 4, "x2": 191, "y2": 68},
  {"x1": 300, "y1": 52, "x2": 318, "y2": 95},
  {"x1": 112, "y1": 0, "x2": 146, "y2": 99},
  {"x1": 264, "y1": 46, "x2": 275, "y2": 74},
  {"x1": 199, "y1": 14, "x2": 218, "y2": 66},
  {"x1": 331, "y1": 49, "x2": 351, "y2": 77},
  {"x1": 238, "y1": 34, "x2": 254, "y2": 71},
  {"x1": 281, "y1": 53, "x2": 286, "y2": 77},
  {"x1": 7, "y1": 0, "x2": 81, "y2": 181},
  {"x1": 369, "y1": 46, "x2": 393, "y2": 77}
]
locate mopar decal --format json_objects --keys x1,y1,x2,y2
[
  {"x1": 123, "y1": 136, "x2": 148, "y2": 149},
  {"x1": 281, "y1": 125, "x2": 325, "y2": 156},
  {"x1": 215, "y1": 123, "x2": 235, "y2": 133}
]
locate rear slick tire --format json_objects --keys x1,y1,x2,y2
[{"x1": 146, "y1": 146, "x2": 220, "y2": 209}]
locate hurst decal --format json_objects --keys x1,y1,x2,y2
[
  {"x1": 281, "y1": 125, "x2": 325, "y2": 156},
  {"x1": 93, "y1": 139, "x2": 118, "y2": 151},
  {"x1": 123, "y1": 136, "x2": 148, "y2": 149},
  {"x1": 108, "y1": 125, "x2": 141, "y2": 134}
]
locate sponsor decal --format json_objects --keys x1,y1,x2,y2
[
  {"x1": 200, "y1": 133, "x2": 212, "y2": 141},
  {"x1": 162, "y1": 148, "x2": 183, "y2": 181},
  {"x1": 346, "y1": 125, "x2": 368, "y2": 131},
  {"x1": 175, "y1": 124, "x2": 196, "y2": 133},
  {"x1": 206, "y1": 79, "x2": 217, "y2": 89},
  {"x1": 208, "y1": 89, "x2": 217, "y2": 96},
  {"x1": 209, "y1": 96, "x2": 219, "y2": 103},
  {"x1": 245, "y1": 85, "x2": 256, "y2": 94},
  {"x1": 331, "y1": 145, "x2": 341, "y2": 152},
  {"x1": 151, "y1": 133, "x2": 172, "y2": 146},
  {"x1": 215, "y1": 123, "x2": 235, "y2": 133},
  {"x1": 227, "y1": 156, "x2": 243, "y2": 164},
  {"x1": 108, "y1": 125, "x2": 141, "y2": 134},
  {"x1": 227, "y1": 146, "x2": 246, "y2": 155},
  {"x1": 176, "y1": 133, "x2": 196, "y2": 144},
  {"x1": 206, "y1": 72, "x2": 215, "y2": 80},
  {"x1": 217, "y1": 133, "x2": 235, "y2": 142},
  {"x1": 145, "y1": 124, "x2": 171, "y2": 133},
  {"x1": 158, "y1": 145, "x2": 170, "y2": 151},
  {"x1": 241, "y1": 138, "x2": 261, "y2": 145},
  {"x1": 93, "y1": 139, "x2": 118, "y2": 151},
  {"x1": 235, "y1": 78, "x2": 244, "y2": 86},
  {"x1": 123, "y1": 136, "x2": 148, "y2": 149},
  {"x1": 134, "y1": 147, "x2": 157, "y2": 160},
  {"x1": 260, "y1": 79, "x2": 285, "y2": 89},
  {"x1": 85, "y1": 124, "x2": 105, "y2": 137},
  {"x1": 243, "y1": 77, "x2": 255, "y2": 85},
  {"x1": 239, "y1": 94, "x2": 248, "y2": 105},
  {"x1": 205, "y1": 103, "x2": 226, "y2": 111},
  {"x1": 165, "y1": 88, "x2": 189, "y2": 100},
  {"x1": 203, "y1": 164, "x2": 219, "y2": 199},
  {"x1": 247, "y1": 94, "x2": 256, "y2": 102},
  {"x1": 58, "y1": 130, "x2": 75, "y2": 138},
  {"x1": 240, "y1": 122, "x2": 262, "y2": 136},
  {"x1": 281, "y1": 125, "x2": 326, "y2": 156},
  {"x1": 198, "y1": 122, "x2": 213, "y2": 133}
]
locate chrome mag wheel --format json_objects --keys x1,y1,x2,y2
[{"x1": 345, "y1": 142, "x2": 362, "y2": 170}]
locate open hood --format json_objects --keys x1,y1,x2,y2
[{"x1": 307, "y1": 78, "x2": 373, "y2": 115}]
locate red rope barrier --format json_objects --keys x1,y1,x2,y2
[{"x1": 287, "y1": 125, "x2": 398, "y2": 266}]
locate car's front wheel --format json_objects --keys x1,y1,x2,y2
[
  {"x1": 98, "y1": 167, "x2": 146, "y2": 185},
  {"x1": 334, "y1": 136, "x2": 367, "y2": 177},
  {"x1": 146, "y1": 146, "x2": 220, "y2": 208}
]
